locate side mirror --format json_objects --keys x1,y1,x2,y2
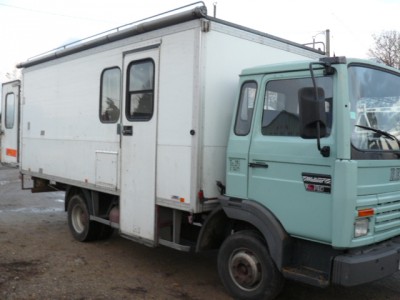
[{"x1": 299, "y1": 87, "x2": 327, "y2": 139}]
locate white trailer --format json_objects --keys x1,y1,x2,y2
[{"x1": 15, "y1": 4, "x2": 322, "y2": 254}]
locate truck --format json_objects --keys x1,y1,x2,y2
[{"x1": 2, "y1": 3, "x2": 400, "y2": 300}]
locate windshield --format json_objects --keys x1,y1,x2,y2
[{"x1": 350, "y1": 65, "x2": 400, "y2": 157}]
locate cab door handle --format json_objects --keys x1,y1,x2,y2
[{"x1": 249, "y1": 162, "x2": 269, "y2": 168}]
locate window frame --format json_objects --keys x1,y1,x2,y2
[
  {"x1": 125, "y1": 58, "x2": 155, "y2": 122},
  {"x1": 99, "y1": 66, "x2": 121, "y2": 124}
]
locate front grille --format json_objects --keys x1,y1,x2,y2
[{"x1": 375, "y1": 196, "x2": 400, "y2": 233}]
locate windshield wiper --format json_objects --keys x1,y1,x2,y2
[{"x1": 356, "y1": 125, "x2": 400, "y2": 149}]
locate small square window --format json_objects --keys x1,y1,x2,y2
[{"x1": 234, "y1": 81, "x2": 257, "y2": 136}]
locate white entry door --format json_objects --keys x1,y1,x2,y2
[
  {"x1": 1, "y1": 80, "x2": 20, "y2": 165},
  {"x1": 119, "y1": 46, "x2": 159, "y2": 245}
]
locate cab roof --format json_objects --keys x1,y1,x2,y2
[{"x1": 240, "y1": 57, "x2": 400, "y2": 77}]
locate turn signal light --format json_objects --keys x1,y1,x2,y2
[{"x1": 358, "y1": 208, "x2": 374, "y2": 217}]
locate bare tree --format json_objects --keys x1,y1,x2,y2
[{"x1": 368, "y1": 30, "x2": 400, "y2": 69}]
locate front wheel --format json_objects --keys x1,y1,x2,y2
[{"x1": 217, "y1": 230, "x2": 284, "y2": 300}]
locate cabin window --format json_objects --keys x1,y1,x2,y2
[
  {"x1": 5, "y1": 93, "x2": 15, "y2": 129},
  {"x1": 262, "y1": 77, "x2": 333, "y2": 136},
  {"x1": 126, "y1": 59, "x2": 155, "y2": 121},
  {"x1": 100, "y1": 67, "x2": 121, "y2": 123},
  {"x1": 234, "y1": 81, "x2": 257, "y2": 136}
]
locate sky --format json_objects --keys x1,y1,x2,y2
[{"x1": 0, "y1": 0, "x2": 399, "y2": 84}]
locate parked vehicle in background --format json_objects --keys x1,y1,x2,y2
[{"x1": 0, "y1": 80, "x2": 20, "y2": 165}]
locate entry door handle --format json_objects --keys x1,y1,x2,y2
[
  {"x1": 249, "y1": 162, "x2": 269, "y2": 168},
  {"x1": 122, "y1": 125, "x2": 133, "y2": 136}
]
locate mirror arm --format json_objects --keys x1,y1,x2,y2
[
  {"x1": 310, "y1": 63, "x2": 319, "y2": 99},
  {"x1": 309, "y1": 62, "x2": 330, "y2": 158},
  {"x1": 317, "y1": 121, "x2": 330, "y2": 157}
]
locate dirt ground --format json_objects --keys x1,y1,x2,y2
[{"x1": 1, "y1": 165, "x2": 400, "y2": 300}]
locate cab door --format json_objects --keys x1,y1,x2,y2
[
  {"x1": 247, "y1": 74, "x2": 334, "y2": 242},
  {"x1": 119, "y1": 45, "x2": 159, "y2": 245},
  {"x1": 1, "y1": 80, "x2": 20, "y2": 165}
]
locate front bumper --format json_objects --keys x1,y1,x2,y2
[{"x1": 332, "y1": 237, "x2": 400, "y2": 286}]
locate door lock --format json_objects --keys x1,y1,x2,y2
[{"x1": 122, "y1": 125, "x2": 133, "y2": 136}]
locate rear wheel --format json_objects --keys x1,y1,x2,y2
[
  {"x1": 67, "y1": 193, "x2": 99, "y2": 242},
  {"x1": 217, "y1": 230, "x2": 284, "y2": 300}
]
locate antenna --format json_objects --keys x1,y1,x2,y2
[
  {"x1": 303, "y1": 29, "x2": 330, "y2": 56},
  {"x1": 213, "y1": 2, "x2": 217, "y2": 17}
]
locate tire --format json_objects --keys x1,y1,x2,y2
[
  {"x1": 217, "y1": 230, "x2": 284, "y2": 300},
  {"x1": 67, "y1": 193, "x2": 99, "y2": 242}
]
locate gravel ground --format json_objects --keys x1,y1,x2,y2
[{"x1": 1, "y1": 165, "x2": 400, "y2": 299}]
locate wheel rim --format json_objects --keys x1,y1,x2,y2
[
  {"x1": 228, "y1": 248, "x2": 262, "y2": 291},
  {"x1": 71, "y1": 203, "x2": 87, "y2": 234}
]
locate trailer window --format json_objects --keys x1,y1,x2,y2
[
  {"x1": 262, "y1": 77, "x2": 333, "y2": 136},
  {"x1": 126, "y1": 59, "x2": 154, "y2": 121},
  {"x1": 100, "y1": 67, "x2": 121, "y2": 123},
  {"x1": 234, "y1": 81, "x2": 257, "y2": 136},
  {"x1": 5, "y1": 93, "x2": 15, "y2": 129}
]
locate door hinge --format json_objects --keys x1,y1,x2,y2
[{"x1": 201, "y1": 19, "x2": 210, "y2": 32}]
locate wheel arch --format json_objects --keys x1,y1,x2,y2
[
  {"x1": 196, "y1": 207, "x2": 230, "y2": 252},
  {"x1": 197, "y1": 196, "x2": 291, "y2": 269},
  {"x1": 65, "y1": 186, "x2": 92, "y2": 214}
]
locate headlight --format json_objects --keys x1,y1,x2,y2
[{"x1": 354, "y1": 218, "x2": 369, "y2": 238}]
